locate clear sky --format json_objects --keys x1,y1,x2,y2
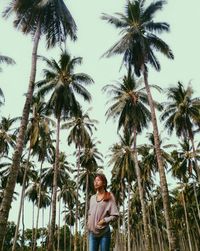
[{"x1": 1, "y1": 0, "x2": 200, "y2": 227}]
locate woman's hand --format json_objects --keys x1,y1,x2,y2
[{"x1": 97, "y1": 219, "x2": 106, "y2": 226}]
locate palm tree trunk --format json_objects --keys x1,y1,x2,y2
[
  {"x1": 42, "y1": 208, "x2": 45, "y2": 250},
  {"x1": 64, "y1": 204, "x2": 67, "y2": 251},
  {"x1": 33, "y1": 161, "x2": 44, "y2": 251},
  {"x1": 182, "y1": 190, "x2": 192, "y2": 251},
  {"x1": 192, "y1": 182, "x2": 200, "y2": 220},
  {"x1": 57, "y1": 196, "x2": 61, "y2": 251},
  {"x1": 48, "y1": 116, "x2": 60, "y2": 251},
  {"x1": 122, "y1": 183, "x2": 126, "y2": 251},
  {"x1": 22, "y1": 198, "x2": 25, "y2": 251},
  {"x1": 192, "y1": 207, "x2": 200, "y2": 236},
  {"x1": 12, "y1": 148, "x2": 31, "y2": 251},
  {"x1": 74, "y1": 143, "x2": 81, "y2": 251},
  {"x1": 133, "y1": 128, "x2": 151, "y2": 251},
  {"x1": 69, "y1": 211, "x2": 72, "y2": 251},
  {"x1": 83, "y1": 173, "x2": 89, "y2": 251},
  {"x1": 142, "y1": 67, "x2": 178, "y2": 251},
  {"x1": 152, "y1": 196, "x2": 162, "y2": 251},
  {"x1": 0, "y1": 22, "x2": 41, "y2": 249},
  {"x1": 190, "y1": 135, "x2": 200, "y2": 182},
  {"x1": 127, "y1": 181, "x2": 131, "y2": 251},
  {"x1": 32, "y1": 202, "x2": 35, "y2": 250}
]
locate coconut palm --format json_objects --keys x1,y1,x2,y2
[
  {"x1": 103, "y1": 72, "x2": 161, "y2": 250},
  {"x1": 62, "y1": 107, "x2": 97, "y2": 250},
  {"x1": 170, "y1": 140, "x2": 199, "y2": 183},
  {"x1": 108, "y1": 131, "x2": 136, "y2": 250},
  {"x1": 40, "y1": 151, "x2": 71, "y2": 250},
  {"x1": 160, "y1": 82, "x2": 200, "y2": 181},
  {"x1": 102, "y1": 1, "x2": 177, "y2": 249},
  {"x1": 78, "y1": 139, "x2": 103, "y2": 251},
  {"x1": 58, "y1": 179, "x2": 76, "y2": 251},
  {"x1": 0, "y1": 1, "x2": 77, "y2": 245},
  {"x1": 37, "y1": 49, "x2": 93, "y2": 250},
  {"x1": 26, "y1": 95, "x2": 55, "y2": 251},
  {"x1": 0, "y1": 116, "x2": 19, "y2": 158}
]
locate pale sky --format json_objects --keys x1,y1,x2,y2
[{"x1": 1, "y1": 0, "x2": 200, "y2": 227}]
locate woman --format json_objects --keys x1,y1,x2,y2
[{"x1": 87, "y1": 173, "x2": 119, "y2": 251}]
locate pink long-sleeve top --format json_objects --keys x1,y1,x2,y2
[{"x1": 87, "y1": 193, "x2": 119, "y2": 236}]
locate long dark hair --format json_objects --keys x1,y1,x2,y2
[{"x1": 94, "y1": 173, "x2": 111, "y2": 201}]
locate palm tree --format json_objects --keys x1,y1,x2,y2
[
  {"x1": 108, "y1": 132, "x2": 136, "y2": 251},
  {"x1": 37, "y1": 49, "x2": 93, "y2": 250},
  {"x1": 0, "y1": 116, "x2": 19, "y2": 158},
  {"x1": 102, "y1": 1, "x2": 177, "y2": 249},
  {"x1": 0, "y1": 1, "x2": 77, "y2": 245},
  {"x1": 58, "y1": 179, "x2": 76, "y2": 251},
  {"x1": 62, "y1": 108, "x2": 97, "y2": 250},
  {"x1": 103, "y1": 72, "x2": 160, "y2": 251},
  {"x1": 160, "y1": 82, "x2": 200, "y2": 181},
  {"x1": 26, "y1": 95, "x2": 55, "y2": 251},
  {"x1": 79, "y1": 139, "x2": 103, "y2": 251},
  {"x1": 0, "y1": 53, "x2": 15, "y2": 107}
]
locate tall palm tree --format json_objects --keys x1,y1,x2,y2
[
  {"x1": 160, "y1": 82, "x2": 200, "y2": 181},
  {"x1": 37, "y1": 49, "x2": 93, "y2": 250},
  {"x1": 58, "y1": 178, "x2": 76, "y2": 251},
  {"x1": 103, "y1": 72, "x2": 161, "y2": 250},
  {"x1": 26, "y1": 95, "x2": 55, "y2": 251},
  {"x1": 79, "y1": 139, "x2": 103, "y2": 251},
  {"x1": 62, "y1": 108, "x2": 97, "y2": 250},
  {"x1": 0, "y1": 1, "x2": 77, "y2": 245},
  {"x1": 108, "y1": 131, "x2": 136, "y2": 251},
  {"x1": 102, "y1": 1, "x2": 177, "y2": 249}
]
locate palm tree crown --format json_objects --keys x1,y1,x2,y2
[
  {"x1": 102, "y1": 0, "x2": 174, "y2": 75},
  {"x1": 37, "y1": 50, "x2": 93, "y2": 119},
  {"x1": 160, "y1": 82, "x2": 200, "y2": 139},
  {"x1": 4, "y1": 0, "x2": 77, "y2": 48}
]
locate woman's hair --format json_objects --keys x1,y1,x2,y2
[
  {"x1": 95, "y1": 173, "x2": 108, "y2": 189},
  {"x1": 94, "y1": 173, "x2": 111, "y2": 201}
]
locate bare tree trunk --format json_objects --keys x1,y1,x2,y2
[
  {"x1": 42, "y1": 208, "x2": 45, "y2": 250},
  {"x1": 142, "y1": 67, "x2": 178, "y2": 251},
  {"x1": 190, "y1": 136, "x2": 200, "y2": 182},
  {"x1": 31, "y1": 201, "x2": 35, "y2": 251},
  {"x1": 83, "y1": 173, "x2": 89, "y2": 251},
  {"x1": 192, "y1": 208, "x2": 200, "y2": 236},
  {"x1": 64, "y1": 204, "x2": 67, "y2": 251},
  {"x1": 133, "y1": 128, "x2": 151, "y2": 251},
  {"x1": 33, "y1": 161, "x2": 44, "y2": 251},
  {"x1": 48, "y1": 116, "x2": 60, "y2": 251},
  {"x1": 122, "y1": 184, "x2": 126, "y2": 251},
  {"x1": 22, "y1": 197, "x2": 25, "y2": 251},
  {"x1": 69, "y1": 211, "x2": 72, "y2": 251},
  {"x1": 12, "y1": 148, "x2": 31, "y2": 251},
  {"x1": 193, "y1": 182, "x2": 200, "y2": 220},
  {"x1": 0, "y1": 23, "x2": 41, "y2": 249},
  {"x1": 57, "y1": 197, "x2": 61, "y2": 251},
  {"x1": 74, "y1": 143, "x2": 81, "y2": 251},
  {"x1": 182, "y1": 190, "x2": 192, "y2": 251},
  {"x1": 127, "y1": 182, "x2": 131, "y2": 251},
  {"x1": 152, "y1": 196, "x2": 162, "y2": 251}
]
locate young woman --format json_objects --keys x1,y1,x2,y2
[{"x1": 87, "y1": 173, "x2": 119, "y2": 251}]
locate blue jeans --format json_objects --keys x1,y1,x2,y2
[{"x1": 89, "y1": 229, "x2": 111, "y2": 251}]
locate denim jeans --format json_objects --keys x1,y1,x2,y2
[{"x1": 89, "y1": 228, "x2": 111, "y2": 251}]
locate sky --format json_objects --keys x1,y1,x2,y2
[{"x1": 1, "y1": 0, "x2": 200, "y2": 227}]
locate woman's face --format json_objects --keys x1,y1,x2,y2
[{"x1": 94, "y1": 176, "x2": 104, "y2": 190}]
